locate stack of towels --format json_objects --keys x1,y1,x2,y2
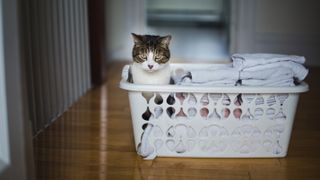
[
  {"x1": 234, "y1": 53, "x2": 308, "y2": 86},
  {"x1": 175, "y1": 53, "x2": 308, "y2": 87}
]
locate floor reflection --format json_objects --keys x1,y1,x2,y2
[{"x1": 99, "y1": 85, "x2": 107, "y2": 179}]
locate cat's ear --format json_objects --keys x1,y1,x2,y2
[
  {"x1": 131, "y1": 33, "x2": 142, "y2": 44},
  {"x1": 159, "y1": 35, "x2": 171, "y2": 46}
]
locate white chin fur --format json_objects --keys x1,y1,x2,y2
[
  {"x1": 131, "y1": 62, "x2": 171, "y2": 85},
  {"x1": 141, "y1": 61, "x2": 167, "y2": 72}
]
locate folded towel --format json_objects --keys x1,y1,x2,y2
[
  {"x1": 175, "y1": 67, "x2": 296, "y2": 87},
  {"x1": 232, "y1": 53, "x2": 306, "y2": 70},
  {"x1": 240, "y1": 67, "x2": 294, "y2": 80},
  {"x1": 241, "y1": 77, "x2": 295, "y2": 86},
  {"x1": 189, "y1": 67, "x2": 239, "y2": 83},
  {"x1": 172, "y1": 67, "x2": 239, "y2": 86},
  {"x1": 180, "y1": 79, "x2": 238, "y2": 86},
  {"x1": 170, "y1": 53, "x2": 308, "y2": 87},
  {"x1": 242, "y1": 61, "x2": 308, "y2": 81}
]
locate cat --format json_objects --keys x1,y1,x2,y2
[
  {"x1": 130, "y1": 33, "x2": 172, "y2": 85},
  {"x1": 130, "y1": 33, "x2": 172, "y2": 157},
  {"x1": 130, "y1": 33, "x2": 174, "y2": 109}
]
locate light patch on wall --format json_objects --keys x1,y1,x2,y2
[
  {"x1": 256, "y1": 0, "x2": 320, "y2": 34},
  {"x1": 0, "y1": 0, "x2": 10, "y2": 171}
]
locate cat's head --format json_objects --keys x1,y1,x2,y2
[{"x1": 131, "y1": 33, "x2": 171, "y2": 72}]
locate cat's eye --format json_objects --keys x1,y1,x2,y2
[
  {"x1": 155, "y1": 55, "x2": 162, "y2": 61},
  {"x1": 139, "y1": 54, "x2": 147, "y2": 60},
  {"x1": 155, "y1": 58, "x2": 161, "y2": 62}
]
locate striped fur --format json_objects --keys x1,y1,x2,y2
[{"x1": 132, "y1": 33, "x2": 171, "y2": 64}]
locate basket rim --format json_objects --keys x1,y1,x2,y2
[{"x1": 119, "y1": 64, "x2": 309, "y2": 94}]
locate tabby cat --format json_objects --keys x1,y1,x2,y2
[
  {"x1": 130, "y1": 33, "x2": 172, "y2": 157},
  {"x1": 130, "y1": 33, "x2": 172, "y2": 85}
]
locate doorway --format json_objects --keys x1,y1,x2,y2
[
  {"x1": 106, "y1": 0, "x2": 231, "y2": 62},
  {"x1": 145, "y1": 0, "x2": 230, "y2": 61}
]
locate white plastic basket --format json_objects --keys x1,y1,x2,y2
[{"x1": 120, "y1": 63, "x2": 309, "y2": 159}]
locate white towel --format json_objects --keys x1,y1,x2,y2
[
  {"x1": 180, "y1": 79, "x2": 237, "y2": 86},
  {"x1": 189, "y1": 68, "x2": 239, "y2": 83},
  {"x1": 138, "y1": 124, "x2": 154, "y2": 157},
  {"x1": 241, "y1": 77, "x2": 295, "y2": 86},
  {"x1": 170, "y1": 53, "x2": 308, "y2": 87},
  {"x1": 242, "y1": 61, "x2": 308, "y2": 81},
  {"x1": 232, "y1": 53, "x2": 306, "y2": 70},
  {"x1": 240, "y1": 67, "x2": 294, "y2": 80}
]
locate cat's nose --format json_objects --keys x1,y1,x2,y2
[{"x1": 148, "y1": 65, "x2": 153, "y2": 69}]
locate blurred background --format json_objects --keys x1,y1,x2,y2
[
  {"x1": 107, "y1": 0, "x2": 230, "y2": 61},
  {"x1": 106, "y1": 0, "x2": 320, "y2": 65}
]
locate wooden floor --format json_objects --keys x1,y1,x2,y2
[{"x1": 34, "y1": 62, "x2": 320, "y2": 180}]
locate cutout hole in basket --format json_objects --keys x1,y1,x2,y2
[
  {"x1": 142, "y1": 92, "x2": 154, "y2": 104},
  {"x1": 187, "y1": 107, "x2": 197, "y2": 117},
  {"x1": 266, "y1": 108, "x2": 276, "y2": 119},
  {"x1": 255, "y1": 95, "x2": 264, "y2": 105},
  {"x1": 176, "y1": 108, "x2": 187, "y2": 118},
  {"x1": 222, "y1": 94, "x2": 231, "y2": 106},
  {"x1": 167, "y1": 94, "x2": 176, "y2": 105},
  {"x1": 154, "y1": 93, "x2": 163, "y2": 105},
  {"x1": 277, "y1": 93, "x2": 289, "y2": 106},
  {"x1": 142, "y1": 123, "x2": 149, "y2": 130},
  {"x1": 267, "y1": 95, "x2": 276, "y2": 106},
  {"x1": 274, "y1": 108, "x2": 286, "y2": 121},
  {"x1": 142, "y1": 107, "x2": 152, "y2": 121},
  {"x1": 188, "y1": 93, "x2": 197, "y2": 105},
  {"x1": 154, "y1": 106, "x2": 163, "y2": 118},
  {"x1": 243, "y1": 94, "x2": 255, "y2": 104},
  {"x1": 221, "y1": 108, "x2": 230, "y2": 119},
  {"x1": 209, "y1": 93, "x2": 222, "y2": 105},
  {"x1": 176, "y1": 93, "x2": 188, "y2": 105},
  {"x1": 254, "y1": 108, "x2": 264, "y2": 118},
  {"x1": 200, "y1": 108, "x2": 209, "y2": 118},
  {"x1": 234, "y1": 94, "x2": 243, "y2": 106},
  {"x1": 200, "y1": 93, "x2": 209, "y2": 106},
  {"x1": 166, "y1": 107, "x2": 175, "y2": 118},
  {"x1": 233, "y1": 108, "x2": 242, "y2": 119}
]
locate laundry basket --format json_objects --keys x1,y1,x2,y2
[{"x1": 119, "y1": 63, "x2": 309, "y2": 160}]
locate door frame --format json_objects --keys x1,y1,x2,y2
[{"x1": 0, "y1": 0, "x2": 35, "y2": 179}]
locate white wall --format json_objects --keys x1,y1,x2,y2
[
  {"x1": 106, "y1": 0, "x2": 145, "y2": 60},
  {"x1": 255, "y1": 0, "x2": 320, "y2": 35},
  {"x1": 231, "y1": 0, "x2": 320, "y2": 66}
]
